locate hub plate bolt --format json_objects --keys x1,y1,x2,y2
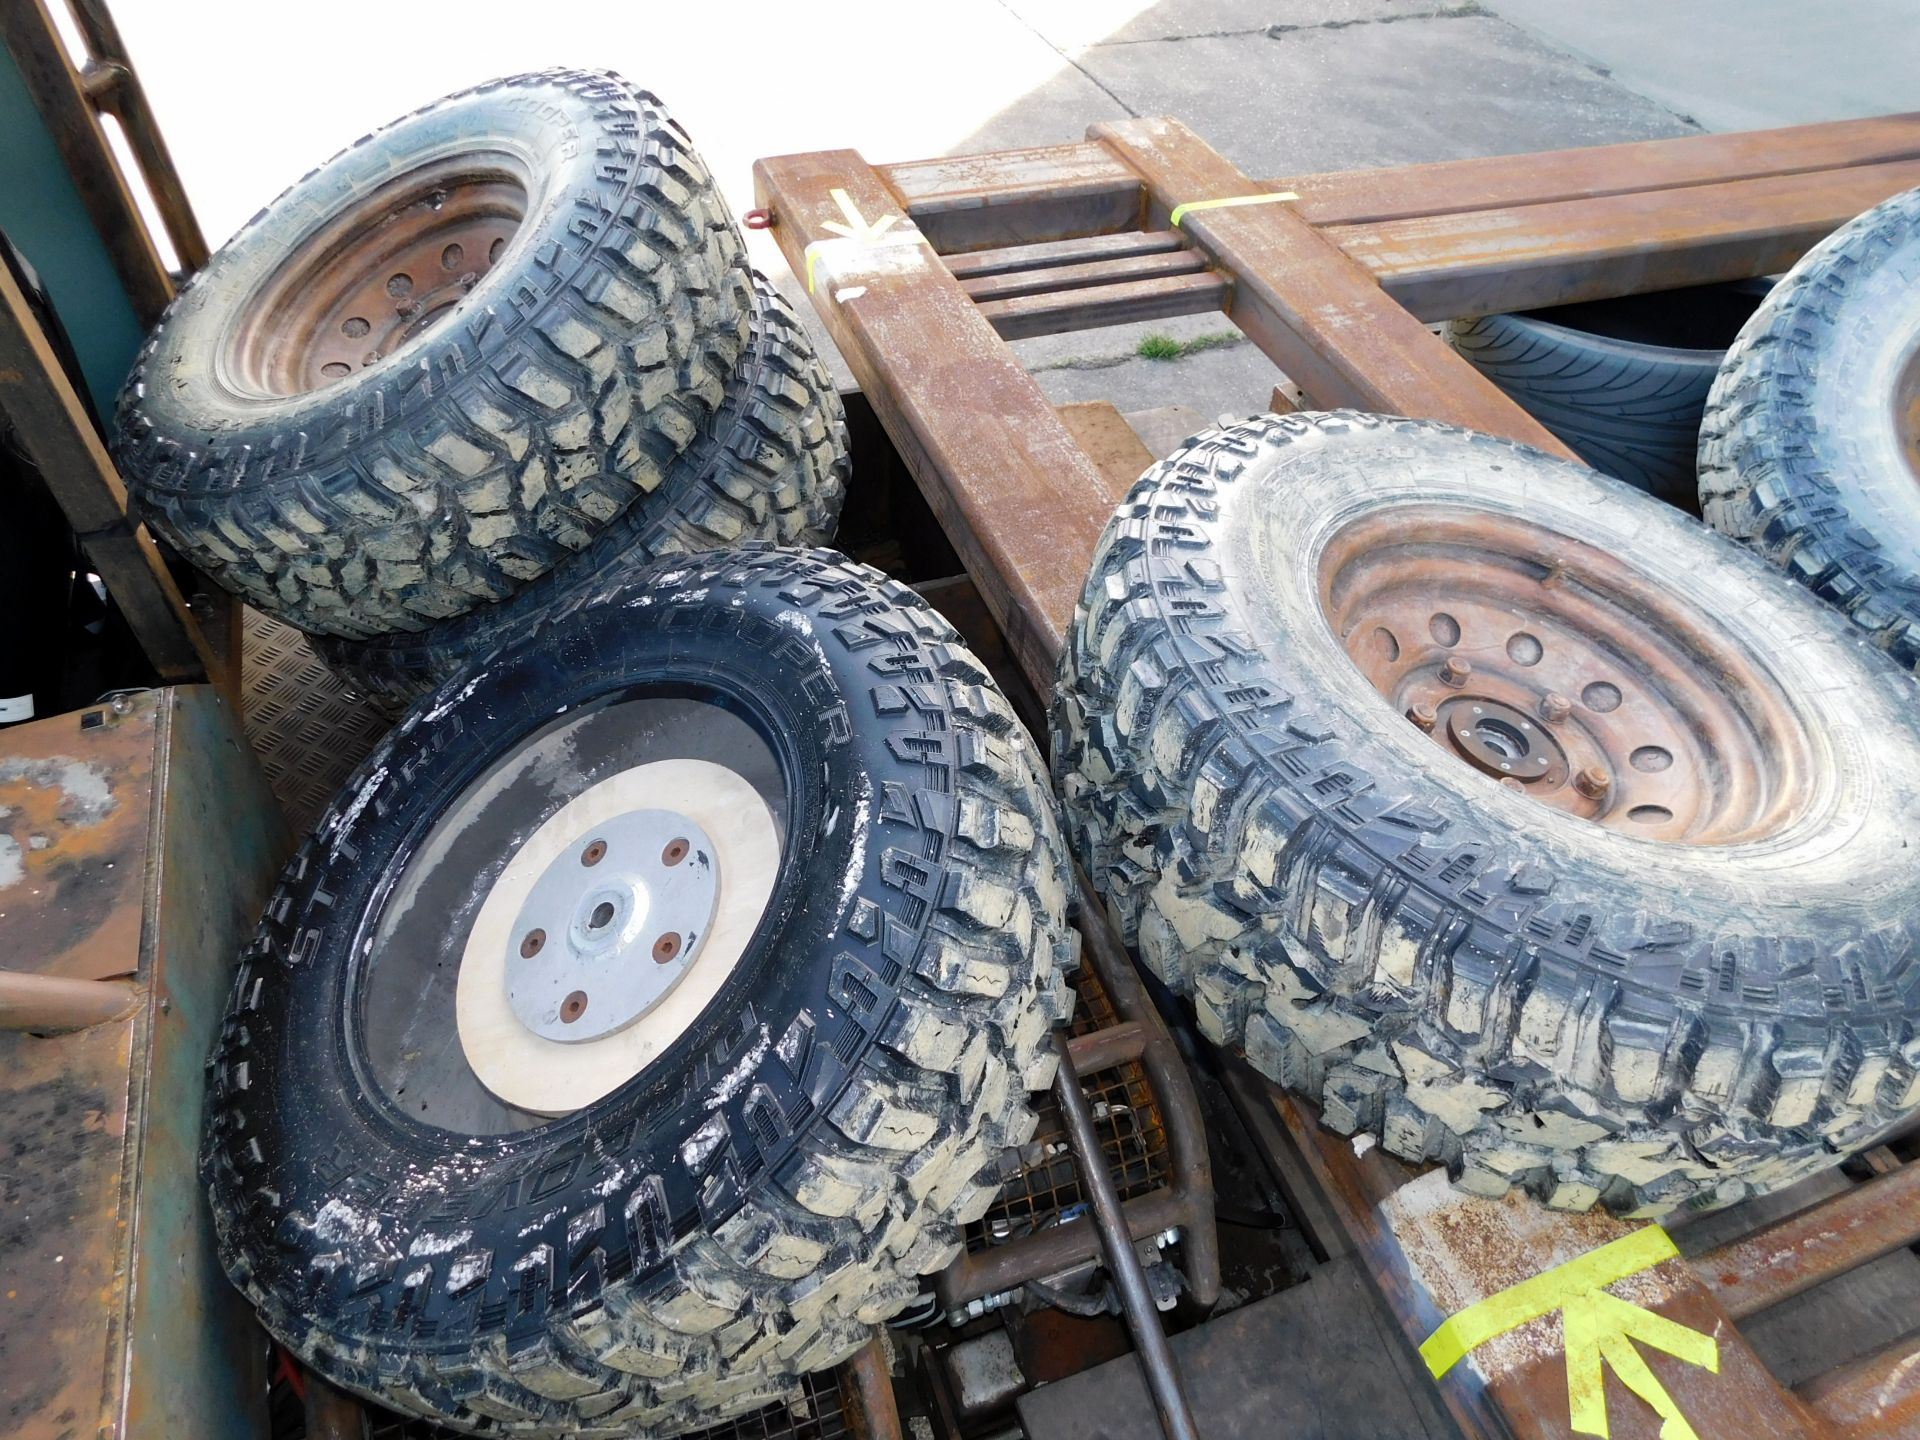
[
  {"x1": 1440, "y1": 656, "x2": 1472, "y2": 687},
  {"x1": 1574, "y1": 766, "x2": 1611, "y2": 800}
]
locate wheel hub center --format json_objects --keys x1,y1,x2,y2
[
  {"x1": 1441, "y1": 696, "x2": 1564, "y2": 783},
  {"x1": 505, "y1": 808, "x2": 718, "y2": 1042}
]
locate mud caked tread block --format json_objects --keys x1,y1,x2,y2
[
  {"x1": 1054, "y1": 411, "x2": 1920, "y2": 1218},
  {"x1": 116, "y1": 70, "x2": 752, "y2": 639},
  {"x1": 1699, "y1": 185, "x2": 1920, "y2": 671},
  {"x1": 203, "y1": 548, "x2": 1072, "y2": 1438},
  {"x1": 315, "y1": 273, "x2": 848, "y2": 712}
]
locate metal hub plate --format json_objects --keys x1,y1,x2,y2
[{"x1": 504, "y1": 809, "x2": 718, "y2": 1042}]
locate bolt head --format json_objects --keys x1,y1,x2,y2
[
  {"x1": 1573, "y1": 766, "x2": 1611, "y2": 800},
  {"x1": 1407, "y1": 701, "x2": 1438, "y2": 732},
  {"x1": 1440, "y1": 656, "x2": 1472, "y2": 687},
  {"x1": 1539, "y1": 692, "x2": 1572, "y2": 724}
]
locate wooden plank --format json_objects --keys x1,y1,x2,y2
[
  {"x1": 753, "y1": 148, "x2": 1129, "y2": 690},
  {"x1": 974, "y1": 270, "x2": 1227, "y2": 340},
  {"x1": 0, "y1": 0, "x2": 174, "y2": 323},
  {"x1": 959, "y1": 248, "x2": 1210, "y2": 304},
  {"x1": 1336, "y1": 156, "x2": 1920, "y2": 321},
  {"x1": 944, "y1": 229, "x2": 1183, "y2": 280},
  {"x1": 1089, "y1": 117, "x2": 1577, "y2": 456},
  {"x1": 1264, "y1": 1087, "x2": 1824, "y2": 1440},
  {"x1": 1275, "y1": 111, "x2": 1920, "y2": 227},
  {"x1": 0, "y1": 252, "x2": 212, "y2": 680}
]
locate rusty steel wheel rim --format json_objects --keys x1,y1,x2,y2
[
  {"x1": 1317, "y1": 505, "x2": 1817, "y2": 845},
  {"x1": 1897, "y1": 342, "x2": 1920, "y2": 484},
  {"x1": 225, "y1": 153, "x2": 529, "y2": 397}
]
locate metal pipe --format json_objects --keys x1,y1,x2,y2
[
  {"x1": 0, "y1": 969, "x2": 135, "y2": 1032},
  {"x1": 1052, "y1": 1030, "x2": 1201, "y2": 1440},
  {"x1": 302, "y1": 1373, "x2": 370, "y2": 1440}
]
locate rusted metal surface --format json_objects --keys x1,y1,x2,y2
[
  {"x1": 233, "y1": 162, "x2": 525, "y2": 395},
  {"x1": 1698, "y1": 1163, "x2": 1920, "y2": 1321},
  {"x1": 840, "y1": 1339, "x2": 904, "y2": 1440},
  {"x1": 1798, "y1": 1327, "x2": 1920, "y2": 1437},
  {"x1": 0, "y1": 687, "x2": 285, "y2": 1440},
  {"x1": 936, "y1": 874, "x2": 1218, "y2": 1313},
  {"x1": 975, "y1": 269, "x2": 1227, "y2": 341},
  {"x1": 1051, "y1": 1031, "x2": 1201, "y2": 1440},
  {"x1": 0, "y1": 251, "x2": 215, "y2": 681},
  {"x1": 1088, "y1": 117, "x2": 1577, "y2": 455},
  {"x1": 943, "y1": 229, "x2": 1185, "y2": 280},
  {"x1": 1319, "y1": 507, "x2": 1811, "y2": 843},
  {"x1": 1265, "y1": 1085, "x2": 1822, "y2": 1439},
  {"x1": 958, "y1": 248, "x2": 1210, "y2": 305},
  {"x1": 1338, "y1": 157, "x2": 1920, "y2": 322},
  {"x1": 304, "y1": 1373, "x2": 373, "y2": 1440},
  {"x1": 878, "y1": 141, "x2": 1141, "y2": 253},
  {"x1": 753, "y1": 148, "x2": 1128, "y2": 687}
]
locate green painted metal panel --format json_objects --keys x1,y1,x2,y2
[{"x1": 0, "y1": 37, "x2": 148, "y2": 417}]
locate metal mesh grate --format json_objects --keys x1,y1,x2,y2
[
  {"x1": 240, "y1": 608, "x2": 390, "y2": 832},
  {"x1": 963, "y1": 965, "x2": 1170, "y2": 1252}
]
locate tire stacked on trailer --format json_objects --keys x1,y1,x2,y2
[
  {"x1": 115, "y1": 73, "x2": 1075, "y2": 1439},
  {"x1": 1699, "y1": 184, "x2": 1920, "y2": 671},
  {"x1": 1053, "y1": 411, "x2": 1920, "y2": 1218}
]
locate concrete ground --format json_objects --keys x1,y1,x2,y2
[{"x1": 108, "y1": 0, "x2": 1920, "y2": 418}]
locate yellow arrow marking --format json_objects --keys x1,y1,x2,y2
[{"x1": 1420, "y1": 1226, "x2": 1718, "y2": 1440}]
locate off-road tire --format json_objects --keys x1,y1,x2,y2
[
  {"x1": 117, "y1": 70, "x2": 752, "y2": 639},
  {"x1": 314, "y1": 274, "x2": 847, "y2": 712},
  {"x1": 203, "y1": 547, "x2": 1074, "y2": 1437},
  {"x1": 1699, "y1": 186, "x2": 1920, "y2": 671},
  {"x1": 1054, "y1": 411, "x2": 1920, "y2": 1218}
]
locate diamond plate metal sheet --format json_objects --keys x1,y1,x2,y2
[{"x1": 240, "y1": 609, "x2": 390, "y2": 833}]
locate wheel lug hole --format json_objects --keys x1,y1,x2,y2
[
  {"x1": 652, "y1": 931, "x2": 683, "y2": 964},
  {"x1": 581, "y1": 839, "x2": 607, "y2": 867},
  {"x1": 520, "y1": 928, "x2": 546, "y2": 958},
  {"x1": 561, "y1": 990, "x2": 588, "y2": 1023},
  {"x1": 662, "y1": 838, "x2": 689, "y2": 867}
]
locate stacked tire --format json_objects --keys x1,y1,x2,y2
[{"x1": 118, "y1": 73, "x2": 1074, "y2": 1439}]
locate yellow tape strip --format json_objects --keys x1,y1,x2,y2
[
  {"x1": 1168, "y1": 191, "x2": 1299, "y2": 228},
  {"x1": 1419, "y1": 1225, "x2": 1678, "y2": 1377},
  {"x1": 1418, "y1": 1225, "x2": 1718, "y2": 1440}
]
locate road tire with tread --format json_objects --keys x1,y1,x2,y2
[
  {"x1": 117, "y1": 70, "x2": 752, "y2": 639},
  {"x1": 1699, "y1": 185, "x2": 1920, "y2": 672},
  {"x1": 1054, "y1": 411, "x2": 1920, "y2": 1218},
  {"x1": 313, "y1": 272, "x2": 847, "y2": 711},
  {"x1": 204, "y1": 547, "x2": 1074, "y2": 1437}
]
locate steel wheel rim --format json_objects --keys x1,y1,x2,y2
[
  {"x1": 1317, "y1": 504, "x2": 1816, "y2": 845},
  {"x1": 225, "y1": 152, "x2": 530, "y2": 397}
]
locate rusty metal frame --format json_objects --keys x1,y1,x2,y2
[
  {"x1": 756, "y1": 113, "x2": 1920, "y2": 1438},
  {"x1": 935, "y1": 873, "x2": 1219, "y2": 1313}
]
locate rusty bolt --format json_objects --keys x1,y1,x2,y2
[
  {"x1": 652, "y1": 932, "x2": 683, "y2": 965},
  {"x1": 561, "y1": 990, "x2": 588, "y2": 1024},
  {"x1": 520, "y1": 928, "x2": 545, "y2": 958},
  {"x1": 395, "y1": 299, "x2": 419, "y2": 318},
  {"x1": 1406, "y1": 701, "x2": 1438, "y2": 732},
  {"x1": 1538, "y1": 692, "x2": 1572, "y2": 724},
  {"x1": 1440, "y1": 656, "x2": 1472, "y2": 687},
  {"x1": 1573, "y1": 766, "x2": 1611, "y2": 800},
  {"x1": 661, "y1": 838, "x2": 689, "y2": 867},
  {"x1": 581, "y1": 839, "x2": 606, "y2": 867}
]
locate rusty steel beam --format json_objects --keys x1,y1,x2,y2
[
  {"x1": 975, "y1": 270, "x2": 1228, "y2": 341},
  {"x1": 0, "y1": 969, "x2": 136, "y2": 1033},
  {"x1": 1695, "y1": 1162, "x2": 1920, "y2": 1321},
  {"x1": 958, "y1": 248, "x2": 1210, "y2": 305},
  {"x1": 1798, "y1": 1327, "x2": 1920, "y2": 1436},
  {"x1": 754, "y1": 148, "x2": 1128, "y2": 686},
  {"x1": 1088, "y1": 117, "x2": 1578, "y2": 455},
  {"x1": 880, "y1": 114, "x2": 1920, "y2": 255},
  {"x1": 944, "y1": 229, "x2": 1185, "y2": 280},
  {"x1": 1339, "y1": 156, "x2": 1920, "y2": 322}
]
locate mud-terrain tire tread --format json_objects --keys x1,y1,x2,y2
[
  {"x1": 204, "y1": 547, "x2": 1074, "y2": 1437},
  {"x1": 314, "y1": 274, "x2": 847, "y2": 711},
  {"x1": 1698, "y1": 187, "x2": 1920, "y2": 671},
  {"x1": 1054, "y1": 410, "x2": 1920, "y2": 1220},
  {"x1": 117, "y1": 70, "x2": 752, "y2": 640}
]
